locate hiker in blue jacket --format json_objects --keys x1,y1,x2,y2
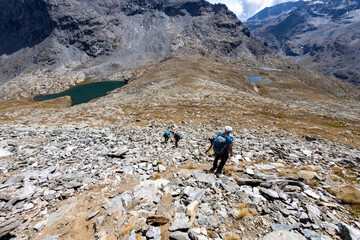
[
  {"x1": 209, "y1": 126, "x2": 233, "y2": 174},
  {"x1": 163, "y1": 131, "x2": 170, "y2": 143}
]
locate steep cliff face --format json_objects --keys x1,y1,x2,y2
[
  {"x1": 251, "y1": 0, "x2": 360, "y2": 86},
  {"x1": 0, "y1": 0, "x2": 55, "y2": 55},
  {"x1": 0, "y1": 0, "x2": 271, "y2": 87}
]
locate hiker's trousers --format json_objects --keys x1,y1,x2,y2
[{"x1": 213, "y1": 152, "x2": 229, "y2": 171}]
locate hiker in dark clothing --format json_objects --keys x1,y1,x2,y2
[
  {"x1": 209, "y1": 126, "x2": 233, "y2": 174},
  {"x1": 171, "y1": 131, "x2": 182, "y2": 147},
  {"x1": 205, "y1": 137, "x2": 216, "y2": 154},
  {"x1": 163, "y1": 131, "x2": 170, "y2": 143}
]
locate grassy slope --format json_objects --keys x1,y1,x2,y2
[{"x1": 0, "y1": 57, "x2": 359, "y2": 146}]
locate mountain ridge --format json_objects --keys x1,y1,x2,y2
[
  {"x1": 0, "y1": 0, "x2": 271, "y2": 92},
  {"x1": 250, "y1": 0, "x2": 360, "y2": 86},
  {"x1": 245, "y1": 0, "x2": 305, "y2": 31}
]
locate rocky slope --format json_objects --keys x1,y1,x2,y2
[
  {"x1": 0, "y1": 0, "x2": 271, "y2": 96},
  {"x1": 250, "y1": 0, "x2": 360, "y2": 86},
  {"x1": 0, "y1": 56, "x2": 359, "y2": 239},
  {"x1": 0, "y1": 122, "x2": 359, "y2": 239}
]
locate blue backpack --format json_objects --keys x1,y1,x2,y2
[{"x1": 213, "y1": 133, "x2": 229, "y2": 154}]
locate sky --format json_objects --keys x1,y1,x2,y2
[{"x1": 207, "y1": 0, "x2": 298, "y2": 21}]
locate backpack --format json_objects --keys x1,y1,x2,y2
[
  {"x1": 213, "y1": 133, "x2": 229, "y2": 154},
  {"x1": 174, "y1": 132, "x2": 182, "y2": 140},
  {"x1": 164, "y1": 131, "x2": 170, "y2": 137}
]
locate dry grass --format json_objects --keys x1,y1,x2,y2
[
  {"x1": 300, "y1": 166, "x2": 321, "y2": 172},
  {"x1": 326, "y1": 185, "x2": 360, "y2": 217},
  {"x1": 185, "y1": 163, "x2": 197, "y2": 170},
  {"x1": 119, "y1": 218, "x2": 136, "y2": 235},
  {"x1": 332, "y1": 167, "x2": 345, "y2": 177},
  {"x1": 223, "y1": 235, "x2": 241, "y2": 240},
  {"x1": 337, "y1": 186, "x2": 360, "y2": 204},
  {"x1": 338, "y1": 186, "x2": 360, "y2": 217},
  {"x1": 151, "y1": 173, "x2": 162, "y2": 180},
  {"x1": 238, "y1": 203, "x2": 247, "y2": 209},
  {"x1": 300, "y1": 166, "x2": 311, "y2": 171},
  {"x1": 349, "y1": 204, "x2": 360, "y2": 217},
  {"x1": 325, "y1": 188, "x2": 337, "y2": 197},
  {"x1": 233, "y1": 176, "x2": 241, "y2": 183},
  {"x1": 136, "y1": 233, "x2": 142, "y2": 240},
  {"x1": 226, "y1": 165, "x2": 235, "y2": 176},
  {"x1": 309, "y1": 180, "x2": 319, "y2": 187},
  {"x1": 237, "y1": 209, "x2": 252, "y2": 219},
  {"x1": 329, "y1": 166, "x2": 359, "y2": 183},
  {"x1": 235, "y1": 203, "x2": 253, "y2": 219},
  {"x1": 330, "y1": 175, "x2": 343, "y2": 182}
]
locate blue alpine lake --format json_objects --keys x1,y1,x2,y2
[
  {"x1": 34, "y1": 81, "x2": 126, "y2": 106},
  {"x1": 247, "y1": 74, "x2": 270, "y2": 84}
]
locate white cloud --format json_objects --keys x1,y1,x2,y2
[{"x1": 207, "y1": 0, "x2": 297, "y2": 21}]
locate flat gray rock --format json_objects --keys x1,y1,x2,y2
[
  {"x1": 86, "y1": 210, "x2": 100, "y2": 221},
  {"x1": 43, "y1": 236, "x2": 59, "y2": 240},
  {"x1": 132, "y1": 179, "x2": 169, "y2": 200},
  {"x1": 194, "y1": 173, "x2": 216, "y2": 184},
  {"x1": 128, "y1": 230, "x2": 137, "y2": 240},
  {"x1": 146, "y1": 226, "x2": 161, "y2": 239},
  {"x1": 188, "y1": 189, "x2": 206, "y2": 202},
  {"x1": 46, "y1": 203, "x2": 77, "y2": 227},
  {"x1": 304, "y1": 189, "x2": 320, "y2": 200},
  {"x1": 260, "y1": 187, "x2": 279, "y2": 199},
  {"x1": 63, "y1": 181, "x2": 82, "y2": 189},
  {"x1": 94, "y1": 216, "x2": 105, "y2": 231},
  {"x1": 220, "y1": 181, "x2": 239, "y2": 193},
  {"x1": 302, "y1": 229, "x2": 321, "y2": 240},
  {"x1": 169, "y1": 231, "x2": 191, "y2": 240},
  {"x1": 169, "y1": 217, "x2": 191, "y2": 232},
  {"x1": 262, "y1": 230, "x2": 306, "y2": 240},
  {"x1": 107, "y1": 196, "x2": 126, "y2": 215},
  {"x1": 0, "y1": 219, "x2": 21, "y2": 238},
  {"x1": 271, "y1": 224, "x2": 299, "y2": 232}
]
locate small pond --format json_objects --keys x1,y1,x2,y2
[
  {"x1": 34, "y1": 81, "x2": 126, "y2": 106},
  {"x1": 247, "y1": 74, "x2": 270, "y2": 84},
  {"x1": 254, "y1": 66, "x2": 283, "y2": 71}
]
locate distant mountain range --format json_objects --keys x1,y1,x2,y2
[
  {"x1": 246, "y1": 1, "x2": 305, "y2": 31},
  {"x1": 247, "y1": 0, "x2": 360, "y2": 86}
]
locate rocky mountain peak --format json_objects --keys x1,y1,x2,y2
[{"x1": 245, "y1": 0, "x2": 305, "y2": 31}]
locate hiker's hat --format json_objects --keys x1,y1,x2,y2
[{"x1": 225, "y1": 126, "x2": 232, "y2": 132}]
